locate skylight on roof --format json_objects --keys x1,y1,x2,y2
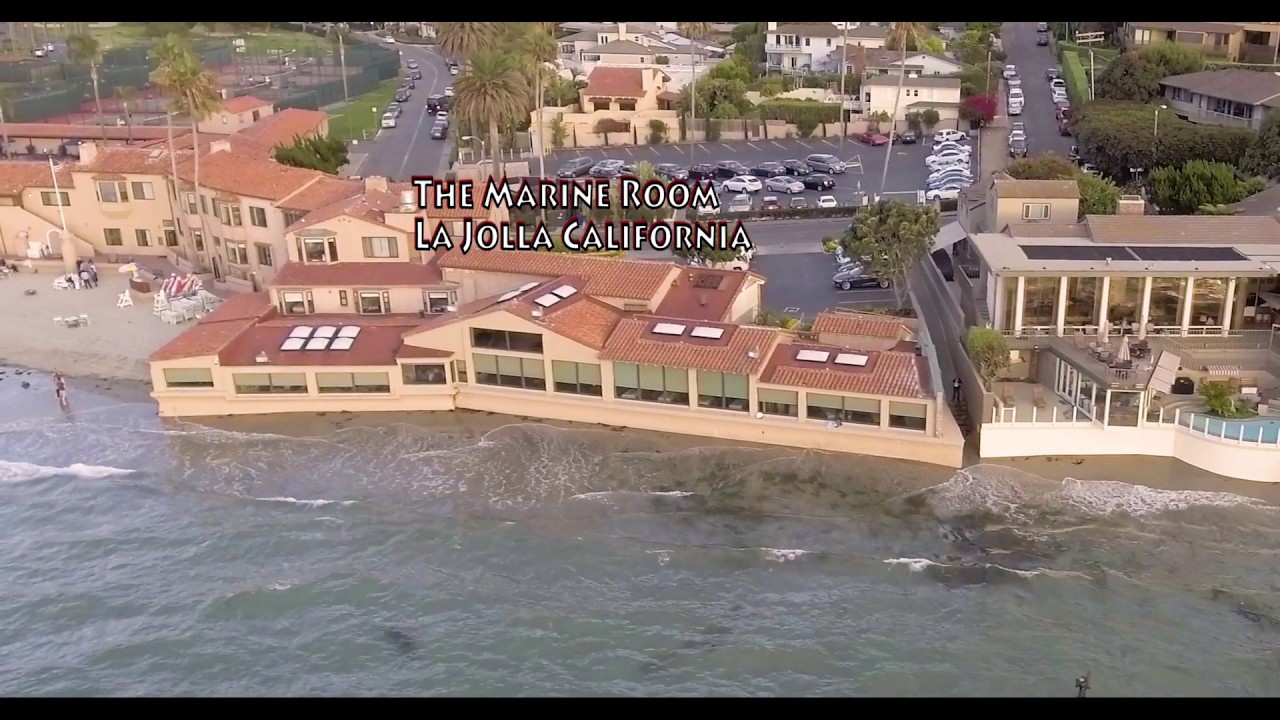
[
  {"x1": 652, "y1": 323, "x2": 687, "y2": 336},
  {"x1": 314, "y1": 325, "x2": 337, "y2": 338},
  {"x1": 280, "y1": 337, "x2": 306, "y2": 351},
  {"x1": 329, "y1": 337, "x2": 354, "y2": 351},
  {"x1": 337, "y1": 326, "x2": 361, "y2": 338},
  {"x1": 498, "y1": 291, "x2": 521, "y2": 302},
  {"x1": 304, "y1": 337, "x2": 330, "y2": 351},
  {"x1": 551, "y1": 285, "x2": 578, "y2": 299},
  {"x1": 796, "y1": 349, "x2": 831, "y2": 362},
  {"x1": 834, "y1": 353, "x2": 869, "y2": 367},
  {"x1": 533, "y1": 294, "x2": 562, "y2": 308},
  {"x1": 518, "y1": 282, "x2": 541, "y2": 292},
  {"x1": 289, "y1": 326, "x2": 314, "y2": 339},
  {"x1": 690, "y1": 326, "x2": 725, "y2": 339}
]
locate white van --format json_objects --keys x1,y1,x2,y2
[{"x1": 380, "y1": 112, "x2": 397, "y2": 129}]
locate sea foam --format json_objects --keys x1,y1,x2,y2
[{"x1": 0, "y1": 460, "x2": 135, "y2": 483}]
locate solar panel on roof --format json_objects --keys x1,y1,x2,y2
[
  {"x1": 314, "y1": 325, "x2": 337, "y2": 338},
  {"x1": 534, "y1": 294, "x2": 562, "y2": 308},
  {"x1": 280, "y1": 337, "x2": 306, "y2": 351},
  {"x1": 652, "y1": 323, "x2": 687, "y2": 336},
  {"x1": 1126, "y1": 246, "x2": 1245, "y2": 262},
  {"x1": 289, "y1": 326, "x2": 314, "y2": 339},
  {"x1": 498, "y1": 291, "x2": 521, "y2": 302},
  {"x1": 1020, "y1": 245, "x2": 1138, "y2": 261},
  {"x1": 551, "y1": 285, "x2": 578, "y2": 299},
  {"x1": 796, "y1": 349, "x2": 830, "y2": 362},
  {"x1": 690, "y1": 326, "x2": 725, "y2": 339},
  {"x1": 834, "y1": 353, "x2": 869, "y2": 367},
  {"x1": 330, "y1": 337, "x2": 354, "y2": 351},
  {"x1": 337, "y1": 326, "x2": 361, "y2": 338},
  {"x1": 518, "y1": 282, "x2": 540, "y2": 292},
  {"x1": 304, "y1": 337, "x2": 330, "y2": 351}
]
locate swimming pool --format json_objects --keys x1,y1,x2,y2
[{"x1": 1181, "y1": 414, "x2": 1280, "y2": 444}]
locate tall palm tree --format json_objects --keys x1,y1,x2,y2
[
  {"x1": 151, "y1": 38, "x2": 220, "y2": 271},
  {"x1": 115, "y1": 85, "x2": 138, "y2": 144},
  {"x1": 520, "y1": 23, "x2": 558, "y2": 218},
  {"x1": 453, "y1": 48, "x2": 528, "y2": 180},
  {"x1": 66, "y1": 33, "x2": 107, "y2": 144},
  {"x1": 677, "y1": 22, "x2": 712, "y2": 162},
  {"x1": 879, "y1": 23, "x2": 928, "y2": 196},
  {"x1": 436, "y1": 22, "x2": 497, "y2": 64}
]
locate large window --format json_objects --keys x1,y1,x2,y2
[
  {"x1": 97, "y1": 180, "x2": 128, "y2": 203},
  {"x1": 473, "y1": 353, "x2": 546, "y2": 390},
  {"x1": 1190, "y1": 277, "x2": 1227, "y2": 326},
  {"x1": 40, "y1": 191, "x2": 69, "y2": 206},
  {"x1": 357, "y1": 290, "x2": 391, "y2": 314},
  {"x1": 135, "y1": 229, "x2": 152, "y2": 247},
  {"x1": 758, "y1": 388, "x2": 799, "y2": 417},
  {"x1": 226, "y1": 241, "x2": 249, "y2": 265},
  {"x1": 696, "y1": 370, "x2": 749, "y2": 411},
  {"x1": 299, "y1": 236, "x2": 339, "y2": 263},
  {"x1": 425, "y1": 291, "x2": 455, "y2": 313},
  {"x1": 1147, "y1": 277, "x2": 1184, "y2": 327},
  {"x1": 131, "y1": 181, "x2": 155, "y2": 200},
  {"x1": 888, "y1": 401, "x2": 928, "y2": 431},
  {"x1": 1108, "y1": 277, "x2": 1145, "y2": 327},
  {"x1": 402, "y1": 364, "x2": 448, "y2": 385},
  {"x1": 1021, "y1": 277, "x2": 1059, "y2": 328},
  {"x1": 162, "y1": 368, "x2": 214, "y2": 389},
  {"x1": 280, "y1": 290, "x2": 313, "y2": 315},
  {"x1": 315, "y1": 372, "x2": 391, "y2": 394},
  {"x1": 249, "y1": 206, "x2": 268, "y2": 227},
  {"x1": 256, "y1": 244, "x2": 273, "y2": 267},
  {"x1": 1065, "y1": 277, "x2": 1099, "y2": 326},
  {"x1": 471, "y1": 328, "x2": 543, "y2": 354},
  {"x1": 217, "y1": 202, "x2": 242, "y2": 226},
  {"x1": 362, "y1": 236, "x2": 399, "y2": 258},
  {"x1": 104, "y1": 228, "x2": 123, "y2": 246},
  {"x1": 614, "y1": 362, "x2": 689, "y2": 406},
  {"x1": 233, "y1": 372, "x2": 308, "y2": 394},
  {"x1": 806, "y1": 393, "x2": 881, "y2": 426},
  {"x1": 552, "y1": 361, "x2": 603, "y2": 396}
]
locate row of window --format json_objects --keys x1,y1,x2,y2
[
  {"x1": 162, "y1": 360, "x2": 928, "y2": 430},
  {"x1": 103, "y1": 226, "x2": 179, "y2": 248},
  {"x1": 41, "y1": 183, "x2": 157, "y2": 208},
  {"x1": 278, "y1": 290, "x2": 457, "y2": 316},
  {"x1": 182, "y1": 192, "x2": 270, "y2": 228},
  {"x1": 297, "y1": 235, "x2": 402, "y2": 263}
]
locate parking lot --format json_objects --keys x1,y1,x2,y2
[
  {"x1": 753, "y1": 252, "x2": 897, "y2": 319},
  {"x1": 549, "y1": 138, "x2": 939, "y2": 201}
]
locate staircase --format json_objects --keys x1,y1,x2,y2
[{"x1": 949, "y1": 395, "x2": 973, "y2": 436}]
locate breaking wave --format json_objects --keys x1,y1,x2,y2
[{"x1": 0, "y1": 460, "x2": 136, "y2": 483}]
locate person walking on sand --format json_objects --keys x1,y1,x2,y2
[
  {"x1": 952, "y1": 377, "x2": 963, "y2": 404},
  {"x1": 54, "y1": 373, "x2": 69, "y2": 407},
  {"x1": 87, "y1": 260, "x2": 99, "y2": 287},
  {"x1": 79, "y1": 267, "x2": 92, "y2": 289}
]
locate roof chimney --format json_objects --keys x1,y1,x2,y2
[
  {"x1": 364, "y1": 176, "x2": 389, "y2": 193},
  {"x1": 78, "y1": 142, "x2": 99, "y2": 165},
  {"x1": 1116, "y1": 195, "x2": 1145, "y2": 216},
  {"x1": 399, "y1": 189, "x2": 416, "y2": 211},
  {"x1": 617, "y1": 22, "x2": 627, "y2": 37}
]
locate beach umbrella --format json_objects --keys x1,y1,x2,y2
[
  {"x1": 118, "y1": 263, "x2": 139, "y2": 279},
  {"x1": 1116, "y1": 335, "x2": 1131, "y2": 363}
]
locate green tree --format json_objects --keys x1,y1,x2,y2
[
  {"x1": 707, "y1": 58, "x2": 751, "y2": 83},
  {"x1": 965, "y1": 327, "x2": 1009, "y2": 390},
  {"x1": 149, "y1": 35, "x2": 190, "y2": 239},
  {"x1": 1241, "y1": 115, "x2": 1280, "y2": 180},
  {"x1": 1005, "y1": 153, "x2": 1121, "y2": 219},
  {"x1": 920, "y1": 108, "x2": 940, "y2": 131},
  {"x1": 1149, "y1": 159, "x2": 1256, "y2": 214},
  {"x1": 1094, "y1": 52, "x2": 1163, "y2": 103},
  {"x1": 1074, "y1": 101, "x2": 1254, "y2": 181},
  {"x1": 1077, "y1": 174, "x2": 1121, "y2": 217},
  {"x1": 949, "y1": 29, "x2": 994, "y2": 65},
  {"x1": 586, "y1": 161, "x2": 671, "y2": 225},
  {"x1": 519, "y1": 23, "x2": 559, "y2": 222},
  {"x1": 678, "y1": 22, "x2": 714, "y2": 150},
  {"x1": 436, "y1": 22, "x2": 497, "y2": 61},
  {"x1": 676, "y1": 77, "x2": 748, "y2": 118},
  {"x1": 952, "y1": 61, "x2": 1001, "y2": 98},
  {"x1": 115, "y1": 85, "x2": 138, "y2": 145},
  {"x1": 840, "y1": 200, "x2": 939, "y2": 309},
  {"x1": 453, "y1": 48, "x2": 528, "y2": 180},
  {"x1": 66, "y1": 33, "x2": 106, "y2": 144},
  {"x1": 273, "y1": 135, "x2": 349, "y2": 174},
  {"x1": 879, "y1": 23, "x2": 929, "y2": 195},
  {"x1": 1136, "y1": 43, "x2": 1205, "y2": 77}
]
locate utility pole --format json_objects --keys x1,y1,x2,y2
[
  {"x1": 337, "y1": 28, "x2": 351, "y2": 140},
  {"x1": 0, "y1": 102, "x2": 9, "y2": 159},
  {"x1": 838, "y1": 22, "x2": 848, "y2": 158}
]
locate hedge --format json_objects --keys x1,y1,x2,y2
[
  {"x1": 1056, "y1": 43, "x2": 1118, "y2": 65},
  {"x1": 757, "y1": 100, "x2": 841, "y2": 126},
  {"x1": 1061, "y1": 51, "x2": 1090, "y2": 106}
]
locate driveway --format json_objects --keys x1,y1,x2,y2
[{"x1": 353, "y1": 36, "x2": 454, "y2": 180}]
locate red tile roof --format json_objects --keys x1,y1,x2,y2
[
  {"x1": 655, "y1": 268, "x2": 753, "y2": 322},
  {"x1": 435, "y1": 249, "x2": 674, "y2": 301},
  {"x1": 221, "y1": 95, "x2": 273, "y2": 114},
  {"x1": 599, "y1": 316, "x2": 778, "y2": 374},
  {"x1": 759, "y1": 342, "x2": 929, "y2": 399},
  {"x1": 236, "y1": 108, "x2": 328, "y2": 148},
  {"x1": 0, "y1": 160, "x2": 75, "y2": 194},
  {"x1": 277, "y1": 175, "x2": 363, "y2": 212},
  {"x1": 218, "y1": 314, "x2": 424, "y2": 367},
  {"x1": 0, "y1": 122, "x2": 178, "y2": 142},
  {"x1": 148, "y1": 293, "x2": 273, "y2": 361},
  {"x1": 285, "y1": 188, "x2": 402, "y2": 233},
  {"x1": 75, "y1": 146, "x2": 188, "y2": 176},
  {"x1": 584, "y1": 67, "x2": 647, "y2": 98},
  {"x1": 271, "y1": 261, "x2": 444, "y2": 287},
  {"x1": 811, "y1": 311, "x2": 909, "y2": 340},
  {"x1": 174, "y1": 149, "x2": 328, "y2": 201}
]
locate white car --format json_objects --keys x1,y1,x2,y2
[
  {"x1": 764, "y1": 176, "x2": 804, "y2": 194},
  {"x1": 383, "y1": 35, "x2": 396, "y2": 43},
  {"x1": 449, "y1": 65, "x2": 460, "y2": 75},
  {"x1": 444, "y1": 86, "x2": 454, "y2": 97},
  {"x1": 1008, "y1": 102, "x2": 1024, "y2": 116},
  {"x1": 1008, "y1": 130, "x2": 1027, "y2": 144},
  {"x1": 696, "y1": 203, "x2": 720, "y2": 217},
  {"x1": 933, "y1": 129, "x2": 967, "y2": 144},
  {"x1": 816, "y1": 195, "x2": 838, "y2": 208},
  {"x1": 1007, "y1": 76, "x2": 1022, "y2": 89},
  {"x1": 436, "y1": 111, "x2": 449, "y2": 122},
  {"x1": 1011, "y1": 122, "x2": 1025, "y2": 134},
  {"x1": 722, "y1": 175, "x2": 763, "y2": 193},
  {"x1": 380, "y1": 112, "x2": 397, "y2": 128},
  {"x1": 926, "y1": 186, "x2": 964, "y2": 201},
  {"x1": 926, "y1": 153, "x2": 969, "y2": 168},
  {"x1": 1050, "y1": 78, "x2": 1067, "y2": 91},
  {"x1": 1003, "y1": 64, "x2": 1017, "y2": 79},
  {"x1": 932, "y1": 141, "x2": 972, "y2": 156},
  {"x1": 727, "y1": 193, "x2": 754, "y2": 213},
  {"x1": 928, "y1": 168, "x2": 973, "y2": 183}
]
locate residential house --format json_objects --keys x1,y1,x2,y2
[
  {"x1": 987, "y1": 175, "x2": 1082, "y2": 231},
  {"x1": 1124, "y1": 21, "x2": 1280, "y2": 63},
  {"x1": 861, "y1": 74, "x2": 962, "y2": 131},
  {"x1": 765, "y1": 22, "x2": 887, "y2": 74},
  {"x1": 1160, "y1": 69, "x2": 1280, "y2": 131},
  {"x1": 0, "y1": 161, "x2": 84, "y2": 259},
  {"x1": 579, "y1": 66, "x2": 670, "y2": 113},
  {"x1": 1225, "y1": 184, "x2": 1280, "y2": 217},
  {"x1": 580, "y1": 39, "x2": 671, "y2": 66},
  {"x1": 560, "y1": 22, "x2": 685, "y2": 64},
  {"x1": 198, "y1": 95, "x2": 276, "y2": 136},
  {"x1": 0, "y1": 123, "x2": 191, "y2": 157},
  {"x1": 533, "y1": 66, "x2": 680, "y2": 148},
  {"x1": 851, "y1": 47, "x2": 964, "y2": 78},
  {"x1": 141, "y1": 108, "x2": 331, "y2": 155},
  {"x1": 147, "y1": 245, "x2": 964, "y2": 467}
]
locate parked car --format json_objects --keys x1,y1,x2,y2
[
  {"x1": 1037, "y1": 33, "x2": 1050, "y2": 46},
  {"x1": 1008, "y1": 129, "x2": 1027, "y2": 144},
  {"x1": 816, "y1": 195, "x2": 838, "y2": 208},
  {"x1": 1007, "y1": 75, "x2": 1022, "y2": 89},
  {"x1": 781, "y1": 159, "x2": 812, "y2": 175},
  {"x1": 407, "y1": 59, "x2": 419, "y2": 69},
  {"x1": 727, "y1": 194, "x2": 753, "y2": 213},
  {"x1": 689, "y1": 163, "x2": 716, "y2": 181},
  {"x1": 761, "y1": 195, "x2": 781, "y2": 211},
  {"x1": 750, "y1": 162, "x2": 787, "y2": 178},
  {"x1": 1036, "y1": 22, "x2": 1049, "y2": 32},
  {"x1": 435, "y1": 111, "x2": 449, "y2": 125},
  {"x1": 401, "y1": 77, "x2": 415, "y2": 90},
  {"x1": 410, "y1": 69, "x2": 422, "y2": 80},
  {"x1": 764, "y1": 176, "x2": 805, "y2": 194},
  {"x1": 696, "y1": 202, "x2": 720, "y2": 217},
  {"x1": 723, "y1": 175, "x2": 763, "y2": 193},
  {"x1": 925, "y1": 185, "x2": 964, "y2": 201},
  {"x1": 386, "y1": 103, "x2": 402, "y2": 118},
  {"x1": 928, "y1": 167, "x2": 973, "y2": 183},
  {"x1": 1009, "y1": 138, "x2": 1029, "y2": 158},
  {"x1": 380, "y1": 112, "x2": 397, "y2": 129},
  {"x1": 1068, "y1": 145, "x2": 1081, "y2": 163},
  {"x1": 394, "y1": 89, "x2": 410, "y2": 103},
  {"x1": 933, "y1": 129, "x2": 967, "y2": 143},
  {"x1": 832, "y1": 263, "x2": 889, "y2": 290},
  {"x1": 928, "y1": 172, "x2": 972, "y2": 187},
  {"x1": 715, "y1": 160, "x2": 751, "y2": 178},
  {"x1": 444, "y1": 86, "x2": 454, "y2": 97},
  {"x1": 1002, "y1": 64, "x2": 1017, "y2": 79},
  {"x1": 802, "y1": 173, "x2": 836, "y2": 190},
  {"x1": 927, "y1": 152, "x2": 969, "y2": 168},
  {"x1": 1050, "y1": 78, "x2": 1067, "y2": 92},
  {"x1": 655, "y1": 163, "x2": 688, "y2": 181},
  {"x1": 1056, "y1": 102, "x2": 1072, "y2": 121},
  {"x1": 858, "y1": 132, "x2": 890, "y2": 146},
  {"x1": 1045, "y1": 68, "x2": 1061, "y2": 81},
  {"x1": 449, "y1": 65, "x2": 459, "y2": 76},
  {"x1": 430, "y1": 123, "x2": 447, "y2": 140},
  {"x1": 932, "y1": 141, "x2": 972, "y2": 156},
  {"x1": 895, "y1": 130, "x2": 919, "y2": 144},
  {"x1": 932, "y1": 249, "x2": 955, "y2": 281},
  {"x1": 590, "y1": 159, "x2": 626, "y2": 178},
  {"x1": 805, "y1": 154, "x2": 846, "y2": 174},
  {"x1": 557, "y1": 156, "x2": 595, "y2": 179},
  {"x1": 789, "y1": 196, "x2": 808, "y2": 209}
]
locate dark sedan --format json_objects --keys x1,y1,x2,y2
[
  {"x1": 430, "y1": 123, "x2": 447, "y2": 140},
  {"x1": 1009, "y1": 139, "x2": 1028, "y2": 158},
  {"x1": 749, "y1": 162, "x2": 787, "y2": 178},
  {"x1": 894, "y1": 130, "x2": 918, "y2": 144},
  {"x1": 715, "y1": 160, "x2": 750, "y2": 178},
  {"x1": 557, "y1": 157, "x2": 594, "y2": 179},
  {"x1": 1036, "y1": 22, "x2": 1049, "y2": 32},
  {"x1": 655, "y1": 163, "x2": 688, "y2": 181},
  {"x1": 689, "y1": 163, "x2": 716, "y2": 181},
  {"x1": 802, "y1": 173, "x2": 836, "y2": 191},
  {"x1": 781, "y1": 159, "x2": 812, "y2": 176},
  {"x1": 1037, "y1": 33, "x2": 1050, "y2": 46},
  {"x1": 426, "y1": 95, "x2": 446, "y2": 114},
  {"x1": 394, "y1": 89, "x2": 410, "y2": 103}
]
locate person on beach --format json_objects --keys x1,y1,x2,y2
[
  {"x1": 54, "y1": 373, "x2": 68, "y2": 407},
  {"x1": 79, "y1": 267, "x2": 92, "y2": 289},
  {"x1": 87, "y1": 260, "x2": 99, "y2": 287},
  {"x1": 71, "y1": 271, "x2": 83, "y2": 290}
]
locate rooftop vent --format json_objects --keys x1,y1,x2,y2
[
  {"x1": 693, "y1": 273, "x2": 723, "y2": 290},
  {"x1": 652, "y1": 322, "x2": 687, "y2": 336},
  {"x1": 690, "y1": 326, "x2": 725, "y2": 339},
  {"x1": 254, "y1": 351, "x2": 270, "y2": 364},
  {"x1": 399, "y1": 189, "x2": 416, "y2": 210},
  {"x1": 833, "y1": 352, "x2": 868, "y2": 367},
  {"x1": 796, "y1": 349, "x2": 831, "y2": 362}
]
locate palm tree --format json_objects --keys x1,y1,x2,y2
[
  {"x1": 436, "y1": 22, "x2": 497, "y2": 64},
  {"x1": 879, "y1": 22, "x2": 928, "y2": 196},
  {"x1": 66, "y1": 32, "x2": 107, "y2": 144},
  {"x1": 520, "y1": 23, "x2": 558, "y2": 219},
  {"x1": 151, "y1": 38, "x2": 220, "y2": 271},
  {"x1": 115, "y1": 85, "x2": 138, "y2": 144},
  {"x1": 452, "y1": 48, "x2": 528, "y2": 180},
  {"x1": 677, "y1": 22, "x2": 712, "y2": 162}
]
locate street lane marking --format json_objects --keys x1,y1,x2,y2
[
  {"x1": 650, "y1": 145, "x2": 661, "y2": 155},
  {"x1": 747, "y1": 142, "x2": 762, "y2": 150},
  {"x1": 783, "y1": 307, "x2": 801, "y2": 314},
  {"x1": 771, "y1": 141, "x2": 787, "y2": 149},
  {"x1": 623, "y1": 148, "x2": 634, "y2": 157},
  {"x1": 820, "y1": 139, "x2": 838, "y2": 148},
  {"x1": 721, "y1": 143, "x2": 735, "y2": 151},
  {"x1": 693, "y1": 143, "x2": 708, "y2": 154},
  {"x1": 797, "y1": 141, "x2": 813, "y2": 148}
]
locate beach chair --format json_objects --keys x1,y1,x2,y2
[
  {"x1": 1000, "y1": 384, "x2": 1016, "y2": 405},
  {"x1": 1032, "y1": 386, "x2": 1048, "y2": 409},
  {"x1": 78, "y1": 314, "x2": 90, "y2": 326},
  {"x1": 116, "y1": 290, "x2": 134, "y2": 308}
]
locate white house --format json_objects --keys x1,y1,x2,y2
[
  {"x1": 862, "y1": 74, "x2": 963, "y2": 130},
  {"x1": 765, "y1": 22, "x2": 887, "y2": 74}
]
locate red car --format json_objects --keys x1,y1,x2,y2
[{"x1": 858, "y1": 132, "x2": 890, "y2": 146}]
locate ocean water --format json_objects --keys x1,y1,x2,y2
[{"x1": 1, "y1": 368, "x2": 1279, "y2": 696}]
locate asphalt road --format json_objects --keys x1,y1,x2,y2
[
  {"x1": 549, "y1": 137, "x2": 938, "y2": 200},
  {"x1": 754, "y1": 251, "x2": 896, "y2": 318},
  {"x1": 355, "y1": 37, "x2": 454, "y2": 180},
  {"x1": 1003, "y1": 22, "x2": 1074, "y2": 159}
]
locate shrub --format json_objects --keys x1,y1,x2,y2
[
  {"x1": 549, "y1": 115, "x2": 567, "y2": 149},
  {"x1": 1061, "y1": 51, "x2": 1090, "y2": 106},
  {"x1": 647, "y1": 119, "x2": 667, "y2": 145},
  {"x1": 757, "y1": 99, "x2": 841, "y2": 127},
  {"x1": 594, "y1": 118, "x2": 629, "y2": 135},
  {"x1": 655, "y1": 55, "x2": 670, "y2": 65}
]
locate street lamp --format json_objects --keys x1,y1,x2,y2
[
  {"x1": 1153, "y1": 104, "x2": 1167, "y2": 136},
  {"x1": 462, "y1": 135, "x2": 486, "y2": 165}
]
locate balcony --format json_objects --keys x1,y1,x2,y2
[
  {"x1": 765, "y1": 41, "x2": 801, "y2": 54},
  {"x1": 1167, "y1": 98, "x2": 1260, "y2": 130}
]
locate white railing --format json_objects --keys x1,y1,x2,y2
[
  {"x1": 989, "y1": 400, "x2": 1096, "y2": 426},
  {"x1": 1001, "y1": 324, "x2": 1234, "y2": 338},
  {"x1": 1178, "y1": 410, "x2": 1280, "y2": 447}
]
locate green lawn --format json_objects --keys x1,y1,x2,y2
[
  {"x1": 327, "y1": 79, "x2": 401, "y2": 142},
  {"x1": 67, "y1": 22, "x2": 330, "y2": 54}
]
